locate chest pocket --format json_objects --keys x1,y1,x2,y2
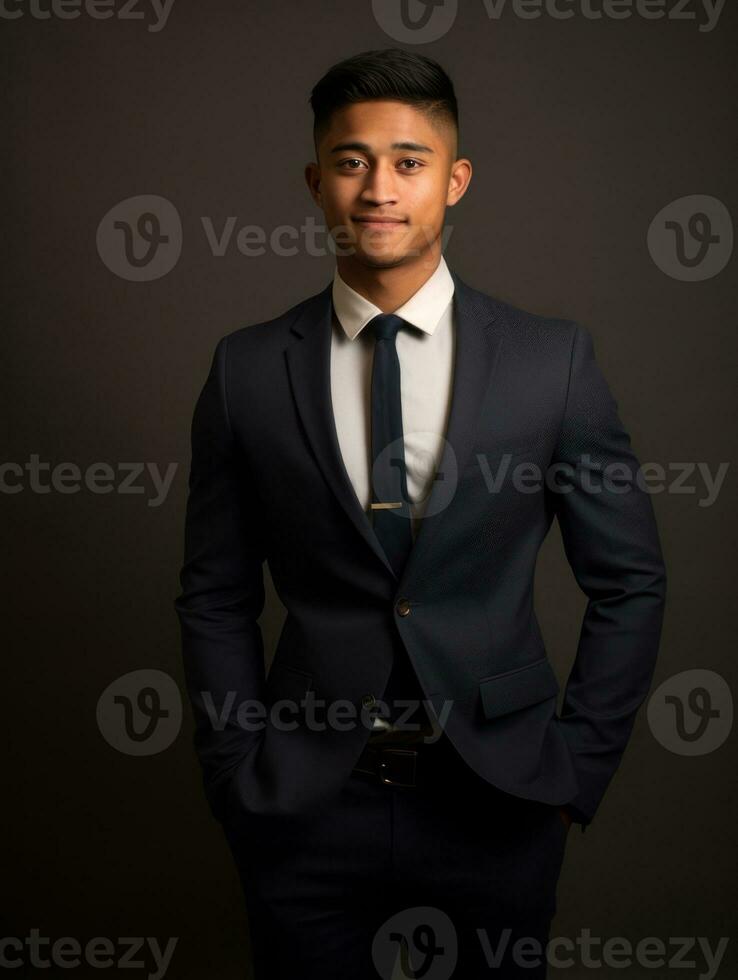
[{"x1": 461, "y1": 441, "x2": 538, "y2": 475}]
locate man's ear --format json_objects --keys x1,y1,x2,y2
[
  {"x1": 304, "y1": 162, "x2": 322, "y2": 207},
  {"x1": 446, "y1": 157, "x2": 473, "y2": 207}
]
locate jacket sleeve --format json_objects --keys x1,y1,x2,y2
[
  {"x1": 174, "y1": 335, "x2": 267, "y2": 825},
  {"x1": 550, "y1": 322, "x2": 667, "y2": 828}
]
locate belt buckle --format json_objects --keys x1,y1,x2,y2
[{"x1": 378, "y1": 748, "x2": 417, "y2": 787}]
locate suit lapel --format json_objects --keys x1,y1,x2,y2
[
  {"x1": 284, "y1": 270, "x2": 505, "y2": 586},
  {"x1": 285, "y1": 282, "x2": 396, "y2": 578},
  {"x1": 398, "y1": 271, "x2": 504, "y2": 590}
]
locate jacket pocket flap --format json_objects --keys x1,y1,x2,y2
[{"x1": 479, "y1": 657, "x2": 559, "y2": 719}]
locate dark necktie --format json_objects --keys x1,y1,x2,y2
[
  {"x1": 368, "y1": 313, "x2": 414, "y2": 579},
  {"x1": 367, "y1": 312, "x2": 433, "y2": 737}
]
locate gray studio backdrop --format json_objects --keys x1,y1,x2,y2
[{"x1": 4, "y1": 1, "x2": 735, "y2": 978}]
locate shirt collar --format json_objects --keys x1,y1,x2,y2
[{"x1": 332, "y1": 255, "x2": 455, "y2": 341}]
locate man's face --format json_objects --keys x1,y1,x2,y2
[{"x1": 306, "y1": 100, "x2": 470, "y2": 269}]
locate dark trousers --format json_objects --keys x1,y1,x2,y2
[{"x1": 222, "y1": 734, "x2": 570, "y2": 979}]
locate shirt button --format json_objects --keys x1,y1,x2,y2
[
  {"x1": 361, "y1": 694, "x2": 376, "y2": 709},
  {"x1": 395, "y1": 597, "x2": 411, "y2": 617}
]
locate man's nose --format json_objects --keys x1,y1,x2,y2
[{"x1": 359, "y1": 161, "x2": 399, "y2": 204}]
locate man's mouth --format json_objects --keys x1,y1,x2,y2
[{"x1": 353, "y1": 216, "x2": 408, "y2": 231}]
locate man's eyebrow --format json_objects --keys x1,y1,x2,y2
[{"x1": 328, "y1": 141, "x2": 435, "y2": 155}]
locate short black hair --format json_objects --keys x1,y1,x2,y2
[{"x1": 309, "y1": 48, "x2": 459, "y2": 154}]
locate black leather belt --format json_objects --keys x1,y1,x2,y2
[
  {"x1": 352, "y1": 735, "x2": 465, "y2": 788},
  {"x1": 352, "y1": 737, "x2": 585, "y2": 832}
]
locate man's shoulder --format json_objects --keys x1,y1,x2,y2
[
  {"x1": 218, "y1": 283, "x2": 330, "y2": 355},
  {"x1": 452, "y1": 273, "x2": 579, "y2": 350}
]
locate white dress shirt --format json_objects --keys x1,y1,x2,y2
[{"x1": 329, "y1": 255, "x2": 456, "y2": 543}]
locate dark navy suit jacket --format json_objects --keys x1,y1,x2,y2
[{"x1": 174, "y1": 270, "x2": 667, "y2": 832}]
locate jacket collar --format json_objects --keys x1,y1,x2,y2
[{"x1": 331, "y1": 254, "x2": 455, "y2": 340}]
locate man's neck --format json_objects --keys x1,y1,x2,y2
[{"x1": 336, "y1": 247, "x2": 443, "y2": 313}]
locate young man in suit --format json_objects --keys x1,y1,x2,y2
[{"x1": 175, "y1": 48, "x2": 667, "y2": 979}]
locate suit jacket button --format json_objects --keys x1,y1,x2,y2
[
  {"x1": 395, "y1": 597, "x2": 411, "y2": 617},
  {"x1": 361, "y1": 694, "x2": 376, "y2": 708}
]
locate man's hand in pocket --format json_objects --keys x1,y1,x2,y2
[{"x1": 558, "y1": 806, "x2": 573, "y2": 831}]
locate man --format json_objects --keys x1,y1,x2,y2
[{"x1": 175, "y1": 48, "x2": 667, "y2": 979}]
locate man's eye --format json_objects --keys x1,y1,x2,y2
[
  {"x1": 399, "y1": 159, "x2": 423, "y2": 170},
  {"x1": 339, "y1": 159, "x2": 366, "y2": 170}
]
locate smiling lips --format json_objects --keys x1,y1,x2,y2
[{"x1": 353, "y1": 216, "x2": 408, "y2": 230}]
